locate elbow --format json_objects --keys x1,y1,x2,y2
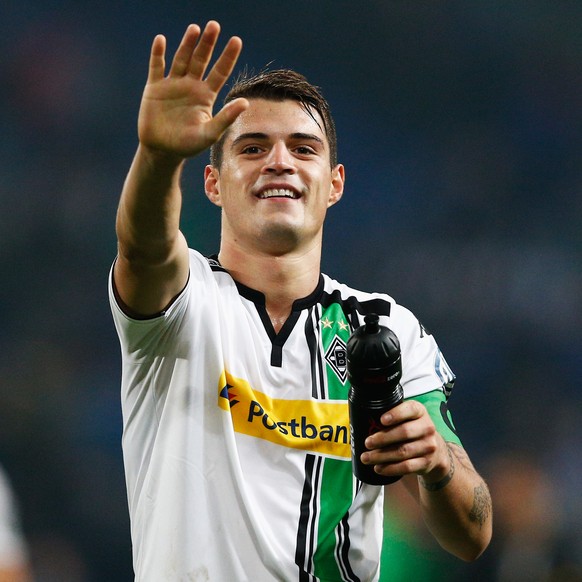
[
  {"x1": 458, "y1": 543, "x2": 489, "y2": 563},
  {"x1": 453, "y1": 522, "x2": 493, "y2": 563}
]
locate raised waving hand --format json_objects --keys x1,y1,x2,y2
[
  {"x1": 114, "y1": 22, "x2": 248, "y2": 317},
  {"x1": 138, "y1": 21, "x2": 249, "y2": 159}
]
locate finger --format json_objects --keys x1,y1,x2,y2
[
  {"x1": 362, "y1": 440, "x2": 434, "y2": 474},
  {"x1": 204, "y1": 98, "x2": 249, "y2": 143},
  {"x1": 188, "y1": 20, "x2": 221, "y2": 79},
  {"x1": 380, "y1": 400, "x2": 425, "y2": 426},
  {"x1": 374, "y1": 456, "x2": 431, "y2": 478},
  {"x1": 169, "y1": 24, "x2": 202, "y2": 77},
  {"x1": 361, "y1": 449, "x2": 421, "y2": 479},
  {"x1": 147, "y1": 34, "x2": 167, "y2": 83},
  {"x1": 205, "y1": 36, "x2": 243, "y2": 93},
  {"x1": 365, "y1": 416, "x2": 435, "y2": 452}
]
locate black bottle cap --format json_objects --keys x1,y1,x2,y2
[
  {"x1": 364, "y1": 313, "x2": 380, "y2": 334},
  {"x1": 347, "y1": 313, "x2": 402, "y2": 390}
]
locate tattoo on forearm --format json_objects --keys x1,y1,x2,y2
[
  {"x1": 419, "y1": 443, "x2": 455, "y2": 492},
  {"x1": 469, "y1": 482, "x2": 492, "y2": 528},
  {"x1": 448, "y1": 445, "x2": 492, "y2": 527},
  {"x1": 449, "y1": 443, "x2": 475, "y2": 473}
]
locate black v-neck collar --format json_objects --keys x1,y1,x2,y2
[{"x1": 208, "y1": 254, "x2": 324, "y2": 367}]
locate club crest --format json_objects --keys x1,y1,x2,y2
[{"x1": 325, "y1": 335, "x2": 348, "y2": 384}]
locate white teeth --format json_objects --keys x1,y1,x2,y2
[{"x1": 258, "y1": 189, "x2": 298, "y2": 199}]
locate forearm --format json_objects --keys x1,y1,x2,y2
[
  {"x1": 116, "y1": 144, "x2": 186, "y2": 265},
  {"x1": 114, "y1": 145, "x2": 191, "y2": 316},
  {"x1": 416, "y1": 442, "x2": 492, "y2": 561}
]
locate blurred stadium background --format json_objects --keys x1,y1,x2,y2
[{"x1": 1, "y1": 1, "x2": 580, "y2": 580}]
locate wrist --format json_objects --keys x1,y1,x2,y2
[
  {"x1": 137, "y1": 143, "x2": 186, "y2": 172},
  {"x1": 419, "y1": 442, "x2": 455, "y2": 492}
]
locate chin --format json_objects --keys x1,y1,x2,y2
[{"x1": 258, "y1": 224, "x2": 303, "y2": 253}]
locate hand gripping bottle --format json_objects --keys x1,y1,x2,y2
[{"x1": 347, "y1": 313, "x2": 403, "y2": 485}]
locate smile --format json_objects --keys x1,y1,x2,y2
[{"x1": 257, "y1": 188, "x2": 300, "y2": 200}]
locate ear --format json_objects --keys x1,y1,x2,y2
[
  {"x1": 204, "y1": 165, "x2": 222, "y2": 207},
  {"x1": 327, "y1": 164, "x2": 345, "y2": 207}
]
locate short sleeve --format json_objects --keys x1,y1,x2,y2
[{"x1": 408, "y1": 389, "x2": 463, "y2": 446}]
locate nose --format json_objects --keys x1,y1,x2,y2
[{"x1": 262, "y1": 141, "x2": 296, "y2": 175}]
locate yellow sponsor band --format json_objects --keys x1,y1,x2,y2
[{"x1": 218, "y1": 370, "x2": 351, "y2": 459}]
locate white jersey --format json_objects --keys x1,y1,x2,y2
[{"x1": 109, "y1": 250, "x2": 456, "y2": 582}]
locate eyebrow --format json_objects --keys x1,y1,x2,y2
[{"x1": 230, "y1": 132, "x2": 325, "y2": 149}]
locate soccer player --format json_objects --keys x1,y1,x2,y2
[{"x1": 110, "y1": 21, "x2": 492, "y2": 581}]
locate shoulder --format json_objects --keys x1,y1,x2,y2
[
  {"x1": 321, "y1": 273, "x2": 429, "y2": 350},
  {"x1": 109, "y1": 250, "x2": 226, "y2": 337},
  {"x1": 321, "y1": 274, "x2": 416, "y2": 321},
  {"x1": 321, "y1": 274, "x2": 393, "y2": 303},
  {"x1": 323, "y1": 276, "x2": 456, "y2": 398}
]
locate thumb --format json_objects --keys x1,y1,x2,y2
[{"x1": 207, "y1": 98, "x2": 249, "y2": 143}]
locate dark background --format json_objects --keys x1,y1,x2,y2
[{"x1": 1, "y1": 1, "x2": 580, "y2": 580}]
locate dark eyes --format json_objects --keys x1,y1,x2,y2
[
  {"x1": 240, "y1": 145, "x2": 316, "y2": 156},
  {"x1": 241, "y1": 145, "x2": 263, "y2": 155},
  {"x1": 294, "y1": 146, "x2": 316, "y2": 155}
]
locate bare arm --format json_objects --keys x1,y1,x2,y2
[
  {"x1": 114, "y1": 22, "x2": 249, "y2": 316},
  {"x1": 362, "y1": 401, "x2": 492, "y2": 561}
]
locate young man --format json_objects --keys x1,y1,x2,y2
[{"x1": 110, "y1": 21, "x2": 492, "y2": 581}]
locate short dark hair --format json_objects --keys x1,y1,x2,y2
[{"x1": 210, "y1": 69, "x2": 337, "y2": 169}]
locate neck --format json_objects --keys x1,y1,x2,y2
[{"x1": 218, "y1": 240, "x2": 321, "y2": 332}]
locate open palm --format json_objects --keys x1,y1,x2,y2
[{"x1": 138, "y1": 21, "x2": 248, "y2": 159}]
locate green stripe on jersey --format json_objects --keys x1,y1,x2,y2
[
  {"x1": 313, "y1": 303, "x2": 355, "y2": 578},
  {"x1": 313, "y1": 458, "x2": 354, "y2": 579},
  {"x1": 319, "y1": 303, "x2": 352, "y2": 400}
]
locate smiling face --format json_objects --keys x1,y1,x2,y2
[{"x1": 205, "y1": 98, "x2": 345, "y2": 257}]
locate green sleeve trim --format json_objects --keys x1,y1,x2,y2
[{"x1": 407, "y1": 390, "x2": 463, "y2": 447}]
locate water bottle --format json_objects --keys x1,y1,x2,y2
[{"x1": 347, "y1": 313, "x2": 403, "y2": 485}]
